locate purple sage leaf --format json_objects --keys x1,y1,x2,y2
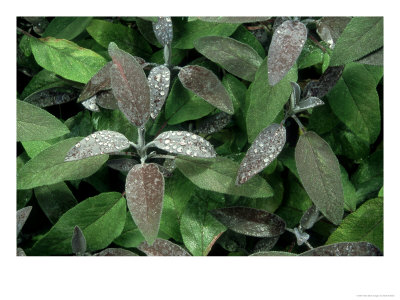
[
  {"x1": 152, "y1": 17, "x2": 173, "y2": 46},
  {"x1": 268, "y1": 20, "x2": 307, "y2": 86},
  {"x1": 81, "y1": 96, "x2": 100, "y2": 112},
  {"x1": 64, "y1": 130, "x2": 130, "y2": 162},
  {"x1": 290, "y1": 81, "x2": 301, "y2": 107},
  {"x1": 253, "y1": 236, "x2": 280, "y2": 253},
  {"x1": 236, "y1": 123, "x2": 286, "y2": 185},
  {"x1": 148, "y1": 65, "x2": 171, "y2": 119},
  {"x1": 71, "y1": 225, "x2": 86, "y2": 255},
  {"x1": 299, "y1": 242, "x2": 382, "y2": 256},
  {"x1": 17, "y1": 206, "x2": 32, "y2": 235},
  {"x1": 95, "y1": 90, "x2": 119, "y2": 110},
  {"x1": 210, "y1": 206, "x2": 286, "y2": 238},
  {"x1": 94, "y1": 248, "x2": 138, "y2": 256},
  {"x1": 25, "y1": 87, "x2": 79, "y2": 107},
  {"x1": 299, "y1": 205, "x2": 320, "y2": 230},
  {"x1": 303, "y1": 66, "x2": 344, "y2": 99},
  {"x1": 316, "y1": 17, "x2": 351, "y2": 49},
  {"x1": 108, "y1": 42, "x2": 150, "y2": 126},
  {"x1": 138, "y1": 238, "x2": 191, "y2": 256},
  {"x1": 125, "y1": 163, "x2": 165, "y2": 245},
  {"x1": 194, "y1": 112, "x2": 232, "y2": 135},
  {"x1": 107, "y1": 158, "x2": 138, "y2": 172},
  {"x1": 77, "y1": 61, "x2": 112, "y2": 102},
  {"x1": 178, "y1": 65, "x2": 234, "y2": 115},
  {"x1": 153, "y1": 131, "x2": 217, "y2": 158},
  {"x1": 293, "y1": 97, "x2": 324, "y2": 114}
]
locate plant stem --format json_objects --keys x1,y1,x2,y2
[
  {"x1": 108, "y1": 151, "x2": 138, "y2": 157},
  {"x1": 304, "y1": 241, "x2": 314, "y2": 250},
  {"x1": 137, "y1": 126, "x2": 147, "y2": 163},
  {"x1": 291, "y1": 114, "x2": 307, "y2": 133},
  {"x1": 148, "y1": 154, "x2": 176, "y2": 160},
  {"x1": 17, "y1": 27, "x2": 34, "y2": 38},
  {"x1": 164, "y1": 44, "x2": 172, "y2": 66}
]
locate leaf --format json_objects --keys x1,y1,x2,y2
[
  {"x1": 316, "y1": 17, "x2": 351, "y2": 49},
  {"x1": 30, "y1": 37, "x2": 107, "y2": 84},
  {"x1": 194, "y1": 36, "x2": 263, "y2": 81},
  {"x1": 295, "y1": 131, "x2": 344, "y2": 225},
  {"x1": 326, "y1": 63, "x2": 380, "y2": 144},
  {"x1": 210, "y1": 207, "x2": 286, "y2": 238},
  {"x1": 194, "y1": 17, "x2": 270, "y2": 23},
  {"x1": 153, "y1": 130, "x2": 217, "y2": 158},
  {"x1": 109, "y1": 43, "x2": 150, "y2": 126},
  {"x1": 113, "y1": 212, "x2": 145, "y2": 248},
  {"x1": 330, "y1": 17, "x2": 383, "y2": 66},
  {"x1": 178, "y1": 65, "x2": 234, "y2": 114},
  {"x1": 107, "y1": 158, "x2": 138, "y2": 172},
  {"x1": 17, "y1": 206, "x2": 32, "y2": 235},
  {"x1": 138, "y1": 239, "x2": 191, "y2": 256},
  {"x1": 64, "y1": 130, "x2": 130, "y2": 162},
  {"x1": 17, "y1": 248, "x2": 27, "y2": 256},
  {"x1": 125, "y1": 163, "x2": 165, "y2": 245},
  {"x1": 297, "y1": 39, "x2": 324, "y2": 69},
  {"x1": 340, "y1": 166, "x2": 358, "y2": 212},
  {"x1": 253, "y1": 236, "x2": 279, "y2": 253},
  {"x1": 24, "y1": 87, "x2": 79, "y2": 107},
  {"x1": 299, "y1": 205, "x2": 320, "y2": 230},
  {"x1": 357, "y1": 47, "x2": 383, "y2": 66},
  {"x1": 136, "y1": 18, "x2": 162, "y2": 47},
  {"x1": 77, "y1": 61, "x2": 112, "y2": 102},
  {"x1": 195, "y1": 112, "x2": 232, "y2": 135},
  {"x1": 303, "y1": 66, "x2": 344, "y2": 99},
  {"x1": 176, "y1": 156, "x2": 273, "y2": 198},
  {"x1": 17, "y1": 138, "x2": 108, "y2": 190},
  {"x1": 148, "y1": 65, "x2": 171, "y2": 119},
  {"x1": 86, "y1": 19, "x2": 152, "y2": 59},
  {"x1": 34, "y1": 182, "x2": 78, "y2": 224},
  {"x1": 218, "y1": 230, "x2": 247, "y2": 252},
  {"x1": 95, "y1": 248, "x2": 137, "y2": 256},
  {"x1": 152, "y1": 17, "x2": 173, "y2": 46},
  {"x1": 180, "y1": 198, "x2": 226, "y2": 256},
  {"x1": 237, "y1": 123, "x2": 286, "y2": 185},
  {"x1": 251, "y1": 251, "x2": 297, "y2": 256},
  {"x1": 293, "y1": 97, "x2": 324, "y2": 114},
  {"x1": 268, "y1": 20, "x2": 307, "y2": 86},
  {"x1": 299, "y1": 242, "x2": 382, "y2": 256},
  {"x1": 17, "y1": 100, "x2": 69, "y2": 142},
  {"x1": 231, "y1": 25, "x2": 266, "y2": 58},
  {"x1": 95, "y1": 90, "x2": 119, "y2": 110},
  {"x1": 71, "y1": 225, "x2": 87, "y2": 255},
  {"x1": 81, "y1": 96, "x2": 100, "y2": 112},
  {"x1": 28, "y1": 192, "x2": 126, "y2": 255},
  {"x1": 246, "y1": 57, "x2": 297, "y2": 142},
  {"x1": 20, "y1": 69, "x2": 66, "y2": 100},
  {"x1": 42, "y1": 17, "x2": 93, "y2": 40}
]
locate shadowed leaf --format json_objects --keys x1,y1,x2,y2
[
  {"x1": 42, "y1": 17, "x2": 92, "y2": 40},
  {"x1": 25, "y1": 87, "x2": 79, "y2": 107},
  {"x1": 195, "y1": 112, "x2": 232, "y2": 134},
  {"x1": 251, "y1": 251, "x2": 296, "y2": 256},
  {"x1": 218, "y1": 230, "x2": 246, "y2": 252},
  {"x1": 299, "y1": 242, "x2": 382, "y2": 256},
  {"x1": 17, "y1": 248, "x2": 26, "y2": 256},
  {"x1": 178, "y1": 65, "x2": 234, "y2": 114},
  {"x1": 316, "y1": 17, "x2": 351, "y2": 49},
  {"x1": 81, "y1": 96, "x2": 100, "y2": 112},
  {"x1": 268, "y1": 20, "x2": 307, "y2": 86},
  {"x1": 357, "y1": 47, "x2": 383, "y2": 66},
  {"x1": 253, "y1": 236, "x2": 280, "y2": 253},
  {"x1": 77, "y1": 62, "x2": 112, "y2": 102},
  {"x1": 303, "y1": 66, "x2": 344, "y2": 99},
  {"x1": 290, "y1": 81, "x2": 301, "y2": 107},
  {"x1": 107, "y1": 158, "x2": 138, "y2": 172},
  {"x1": 152, "y1": 17, "x2": 173, "y2": 46},
  {"x1": 17, "y1": 206, "x2": 32, "y2": 235},
  {"x1": 64, "y1": 130, "x2": 130, "y2": 162},
  {"x1": 293, "y1": 97, "x2": 324, "y2": 114},
  {"x1": 148, "y1": 65, "x2": 171, "y2": 119},
  {"x1": 138, "y1": 238, "x2": 191, "y2": 256},
  {"x1": 125, "y1": 163, "x2": 165, "y2": 245},
  {"x1": 113, "y1": 212, "x2": 145, "y2": 248},
  {"x1": 194, "y1": 17, "x2": 270, "y2": 23},
  {"x1": 95, "y1": 248, "x2": 137, "y2": 256},
  {"x1": 210, "y1": 207, "x2": 286, "y2": 238},
  {"x1": 71, "y1": 225, "x2": 86, "y2": 255},
  {"x1": 300, "y1": 205, "x2": 320, "y2": 230},
  {"x1": 95, "y1": 90, "x2": 119, "y2": 110}
]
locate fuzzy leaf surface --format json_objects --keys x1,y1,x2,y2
[
  {"x1": 71, "y1": 225, "x2": 87, "y2": 255},
  {"x1": 81, "y1": 96, "x2": 100, "y2": 112},
  {"x1": 195, "y1": 112, "x2": 232, "y2": 135},
  {"x1": 17, "y1": 206, "x2": 32, "y2": 235},
  {"x1": 194, "y1": 17, "x2": 270, "y2": 23},
  {"x1": 24, "y1": 87, "x2": 79, "y2": 108},
  {"x1": 77, "y1": 62, "x2": 112, "y2": 102},
  {"x1": 152, "y1": 17, "x2": 173, "y2": 46},
  {"x1": 107, "y1": 158, "x2": 138, "y2": 172},
  {"x1": 303, "y1": 66, "x2": 344, "y2": 99},
  {"x1": 138, "y1": 239, "x2": 191, "y2": 256},
  {"x1": 299, "y1": 242, "x2": 382, "y2": 256},
  {"x1": 42, "y1": 17, "x2": 92, "y2": 40},
  {"x1": 299, "y1": 205, "x2": 320, "y2": 230},
  {"x1": 113, "y1": 212, "x2": 145, "y2": 248},
  {"x1": 94, "y1": 248, "x2": 137, "y2": 256},
  {"x1": 148, "y1": 65, "x2": 171, "y2": 119}
]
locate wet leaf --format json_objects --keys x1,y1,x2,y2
[
  {"x1": 210, "y1": 207, "x2": 286, "y2": 238},
  {"x1": 71, "y1": 225, "x2": 86, "y2": 255},
  {"x1": 231, "y1": 25, "x2": 266, "y2": 59},
  {"x1": 330, "y1": 17, "x2": 383, "y2": 66},
  {"x1": 295, "y1": 131, "x2": 344, "y2": 225},
  {"x1": 64, "y1": 130, "x2": 130, "y2": 162},
  {"x1": 268, "y1": 20, "x2": 307, "y2": 86},
  {"x1": 194, "y1": 36, "x2": 263, "y2": 81},
  {"x1": 24, "y1": 87, "x2": 79, "y2": 107},
  {"x1": 194, "y1": 17, "x2": 270, "y2": 23},
  {"x1": 107, "y1": 158, "x2": 138, "y2": 172},
  {"x1": 138, "y1": 239, "x2": 191, "y2": 256},
  {"x1": 237, "y1": 123, "x2": 286, "y2": 185},
  {"x1": 292, "y1": 97, "x2": 324, "y2": 114},
  {"x1": 176, "y1": 156, "x2": 273, "y2": 198},
  {"x1": 152, "y1": 17, "x2": 173, "y2": 46},
  {"x1": 290, "y1": 81, "x2": 301, "y2": 107},
  {"x1": 20, "y1": 69, "x2": 66, "y2": 100},
  {"x1": 153, "y1": 131, "x2": 216, "y2": 158},
  {"x1": 303, "y1": 66, "x2": 344, "y2": 99},
  {"x1": 299, "y1": 205, "x2": 320, "y2": 230},
  {"x1": 195, "y1": 112, "x2": 232, "y2": 135},
  {"x1": 17, "y1": 100, "x2": 69, "y2": 142},
  {"x1": 148, "y1": 65, "x2": 171, "y2": 119},
  {"x1": 125, "y1": 163, "x2": 165, "y2": 245},
  {"x1": 316, "y1": 17, "x2": 351, "y2": 49},
  {"x1": 77, "y1": 62, "x2": 112, "y2": 102},
  {"x1": 178, "y1": 65, "x2": 234, "y2": 114},
  {"x1": 81, "y1": 96, "x2": 100, "y2": 112},
  {"x1": 109, "y1": 43, "x2": 151, "y2": 126},
  {"x1": 299, "y1": 242, "x2": 382, "y2": 256},
  {"x1": 95, "y1": 248, "x2": 137, "y2": 256},
  {"x1": 17, "y1": 206, "x2": 32, "y2": 235},
  {"x1": 42, "y1": 17, "x2": 92, "y2": 40}
]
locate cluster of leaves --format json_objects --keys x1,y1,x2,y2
[{"x1": 17, "y1": 16, "x2": 383, "y2": 256}]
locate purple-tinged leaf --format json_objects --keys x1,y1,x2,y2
[
  {"x1": 268, "y1": 20, "x2": 307, "y2": 86},
  {"x1": 64, "y1": 130, "x2": 130, "y2": 162},
  {"x1": 303, "y1": 66, "x2": 344, "y2": 99},
  {"x1": 153, "y1": 130, "x2": 217, "y2": 158},
  {"x1": 253, "y1": 236, "x2": 280, "y2": 253},
  {"x1": 24, "y1": 87, "x2": 79, "y2": 107},
  {"x1": 107, "y1": 158, "x2": 138, "y2": 172},
  {"x1": 162, "y1": 159, "x2": 176, "y2": 175},
  {"x1": 94, "y1": 248, "x2": 138, "y2": 256},
  {"x1": 71, "y1": 225, "x2": 86, "y2": 255},
  {"x1": 316, "y1": 17, "x2": 351, "y2": 49},
  {"x1": 125, "y1": 163, "x2": 165, "y2": 245},
  {"x1": 299, "y1": 242, "x2": 382, "y2": 256},
  {"x1": 195, "y1": 112, "x2": 232, "y2": 135},
  {"x1": 236, "y1": 123, "x2": 286, "y2": 185},
  {"x1": 17, "y1": 206, "x2": 32, "y2": 235},
  {"x1": 17, "y1": 248, "x2": 26, "y2": 256},
  {"x1": 108, "y1": 42, "x2": 150, "y2": 126},
  {"x1": 77, "y1": 61, "x2": 112, "y2": 102},
  {"x1": 290, "y1": 81, "x2": 301, "y2": 106},
  {"x1": 95, "y1": 90, "x2": 119, "y2": 110},
  {"x1": 148, "y1": 65, "x2": 171, "y2": 119},
  {"x1": 152, "y1": 17, "x2": 173, "y2": 46},
  {"x1": 210, "y1": 207, "x2": 286, "y2": 238},
  {"x1": 178, "y1": 65, "x2": 234, "y2": 114},
  {"x1": 299, "y1": 205, "x2": 320, "y2": 230},
  {"x1": 138, "y1": 238, "x2": 191, "y2": 256},
  {"x1": 293, "y1": 97, "x2": 324, "y2": 114},
  {"x1": 81, "y1": 96, "x2": 100, "y2": 112}
]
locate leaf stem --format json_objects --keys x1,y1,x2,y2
[
  {"x1": 291, "y1": 114, "x2": 307, "y2": 133},
  {"x1": 17, "y1": 27, "x2": 34, "y2": 38}
]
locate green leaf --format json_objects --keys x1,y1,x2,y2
[
  {"x1": 22, "y1": 139, "x2": 60, "y2": 158},
  {"x1": 17, "y1": 100, "x2": 69, "y2": 142},
  {"x1": 28, "y1": 192, "x2": 126, "y2": 255},
  {"x1": 20, "y1": 69, "x2": 66, "y2": 100},
  {"x1": 231, "y1": 25, "x2": 266, "y2": 58},
  {"x1": 113, "y1": 212, "x2": 145, "y2": 248},
  {"x1": 378, "y1": 187, "x2": 383, "y2": 198},
  {"x1": 246, "y1": 57, "x2": 297, "y2": 142},
  {"x1": 222, "y1": 74, "x2": 247, "y2": 132},
  {"x1": 326, "y1": 198, "x2": 383, "y2": 251},
  {"x1": 330, "y1": 17, "x2": 383, "y2": 66},
  {"x1": 297, "y1": 39, "x2": 324, "y2": 69},
  {"x1": 193, "y1": 17, "x2": 271, "y2": 23},
  {"x1": 327, "y1": 63, "x2": 381, "y2": 144},
  {"x1": 180, "y1": 198, "x2": 227, "y2": 256},
  {"x1": 30, "y1": 37, "x2": 107, "y2": 84},
  {"x1": 175, "y1": 156, "x2": 273, "y2": 198},
  {"x1": 194, "y1": 36, "x2": 263, "y2": 81},
  {"x1": 91, "y1": 110, "x2": 138, "y2": 141},
  {"x1": 172, "y1": 19, "x2": 239, "y2": 49},
  {"x1": 150, "y1": 48, "x2": 187, "y2": 66},
  {"x1": 251, "y1": 251, "x2": 297, "y2": 256},
  {"x1": 42, "y1": 17, "x2": 93, "y2": 40},
  {"x1": 86, "y1": 19, "x2": 152, "y2": 59},
  {"x1": 17, "y1": 138, "x2": 108, "y2": 190},
  {"x1": 135, "y1": 18, "x2": 162, "y2": 47},
  {"x1": 340, "y1": 166, "x2": 358, "y2": 212},
  {"x1": 34, "y1": 182, "x2": 78, "y2": 224},
  {"x1": 308, "y1": 103, "x2": 340, "y2": 135},
  {"x1": 295, "y1": 131, "x2": 344, "y2": 225},
  {"x1": 333, "y1": 127, "x2": 370, "y2": 160}
]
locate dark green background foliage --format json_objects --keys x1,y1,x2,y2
[{"x1": 17, "y1": 17, "x2": 383, "y2": 256}]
